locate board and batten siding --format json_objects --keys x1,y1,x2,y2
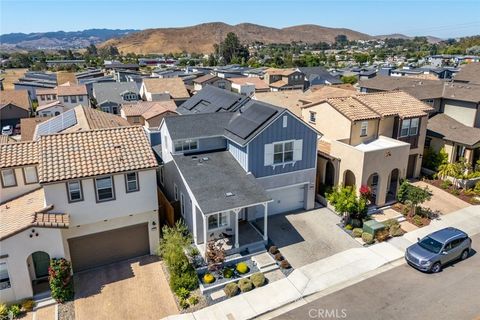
[
  {"x1": 248, "y1": 112, "x2": 317, "y2": 178},
  {"x1": 228, "y1": 140, "x2": 248, "y2": 171},
  {"x1": 197, "y1": 136, "x2": 227, "y2": 152}
]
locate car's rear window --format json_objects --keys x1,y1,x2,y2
[{"x1": 419, "y1": 236, "x2": 443, "y2": 253}]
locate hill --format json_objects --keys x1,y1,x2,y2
[
  {"x1": 100, "y1": 22, "x2": 373, "y2": 54},
  {"x1": 0, "y1": 29, "x2": 138, "y2": 50},
  {"x1": 375, "y1": 34, "x2": 443, "y2": 43}
]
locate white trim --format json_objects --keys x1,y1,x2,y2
[
  {"x1": 206, "y1": 212, "x2": 230, "y2": 232},
  {"x1": 256, "y1": 167, "x2": 316, "y2": 179},
  {"x1": 265, "y1": 182, "x2": 309, "y2": 192},
  {"x1": 204, "y1": 200, "x2": 273, "y2": 216}
]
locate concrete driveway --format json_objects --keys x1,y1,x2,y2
[
  {"x1": 74, "y1": 256, "x2": 178, "y2": 320},
  {"x1": 256, "y1": 207, "x2": 361, "y2": 268}
]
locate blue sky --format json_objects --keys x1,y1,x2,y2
[{"x1": 1, "y1": 0, "x2": 479, "y2": 38}]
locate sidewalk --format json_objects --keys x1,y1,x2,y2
[{"x1": 164, "y1": 206, "x2": 480, "y2": 320}]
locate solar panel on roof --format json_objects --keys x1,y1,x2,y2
[
  {"x1": 226, "y1": 102, "x2": 278, "y2": 140},
  {"x1": 35, "y1": 109, "x2": 77, "y2": 138},
  {"x1": 227, "y1": 117, "x2": 259, "y2": 139}
]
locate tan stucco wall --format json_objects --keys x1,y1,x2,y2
[
  {"x1": 350, "y1": 119, "x2": 379, "y2": 146},
  {"x1": 301, "y1": 102, "x2": 351, "y2": 141},
  {"x1": 378, "y1": 116, "x2": 395, "y2": 137}
]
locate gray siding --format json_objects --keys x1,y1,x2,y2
[
  {"x1": 228, "y1": 141, "x2": 248, "y2": 170},
  {"x1": 248, "y1": 112, "x2": 317, "y2": 178},
  {"x1": 198, "y1": 136, "x2": 227, "y2": 152}
]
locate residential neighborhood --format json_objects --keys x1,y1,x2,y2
[{"x1": 1, "y1": 2, "x2": 480, "y2": 320}]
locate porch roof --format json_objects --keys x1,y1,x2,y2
[{"x1": 173, "y1": 151, "x2": 271, "y2": 215}]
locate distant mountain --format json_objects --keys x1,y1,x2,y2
[
  {"x1": 0, "y1": 29, "x2": 138, "y2": 50},
  {"x1": 375, "y1": 34, "x2": 443, "y2": 44},
  {"x1": 100, "y1": 22, "x2": 374, "y2": 54}
]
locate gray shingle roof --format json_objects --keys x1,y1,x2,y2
[
  {"x1": 177, "y1": 85, "x2": 249, "y2": 115},
  {"x1": 427, "y1": 113, "x2": 480, "y2": 147},
  {"x1": 172, "y1": 151, "x2": 271, "y2": 214},
  {"x1": 164, "y1": 112, "x2": 234, "y2": 140},
  {"x1": 92, "y1": 82, "x2": 139, "y2": 105}
]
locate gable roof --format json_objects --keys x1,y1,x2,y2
[
  {"x1": 20, "y1": 117, "x2": 51, "y2": 141},
  {"x1": 177, "y1": 85, "x2": 249, "y2": 115},
  {"x1": 56, "y1": 84, "x2": 87, "y2": 96},
  {"x1": 427, "y1": 113, "x2": 480, "y2": 147},
  {"x1": 122, "y1": 101, "x2": 177, "y2": 119},
  {"x1": 326, "y1": 96, "x2": 381, "y2": 121},
  {"x1": 0, "y1": 89, "x2": 31, "y2": 110},
  {"x1": 93, "y1": 82, "x2": 139, "y2": 105},
  {"x1": 142, "y1": 78, "x2": 190, "y2": 100},
  {"x1": 228, "y1": 77, "x2": 270, "y2": 91},
  {"x1": 254, "y1": 90, "x2": 305, "y2": 117},
  {"x1": 193, "y1": 74, "x2": 220, "y2": 84},
  {"x1": 454, "y1": 62, "x2": 480, "y2": 84},
  {"x1": 164, "y1": 112, "x2": 235, "y2": 140},
  {"x1": 36, "y1": 100, "x2": 63, "y2": 112},
  {"x1": 38, "y1": 126, "x2": 158, "y2": 183},
  {"x1": 172, "y1": 151, "x2": 270, "y2": 215},
  {"x1": 298, "y1": 67, "x2": 342, "y2": 85},
  {"x1": 359, "y1": 76, "x2": 444, "y2": 100},
  {"x1": 0, "y1": 140, "x2": 38, "y2": 169},
  {"x1": 265, "y1": 68, "x2": 298, "y2": 76}
]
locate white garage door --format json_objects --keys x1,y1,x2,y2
[{"x1": 267, "y1": 184, "x2": 305, "y2": 215}]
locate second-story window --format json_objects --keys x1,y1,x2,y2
[
  {"x1": 71, "y1": 96, "x2": 77, "y2": 103},
  {"x1": 67, "y1": 180, "x2": 83, "y2": 202},
  {"x1": 174, "y1": 139, "x2": 198, "y2": 152},
  {"x1": 309, "y1": 112, "x2": 316, "y2": 123},
  {"x1": 79, "y1": 95, "x2": 84, "y2": 102},
  {"x1": 95, "y1": 176, "x2": 115, "y2": 202},
  {"x1": 400, "y1": 118, "x2": 419, "y2": 137},
  {"x1": 63, "y1": 96, "x2": 68, "y2": 103},
  {"x1": 23, "y1": 166, "x2": 38, "y2": 184},
  {"x1": 409, "y1": 118, "x2": 419, "y2": 136},
  {"x1": 360, "y1": 121, "x2": 368, "y2": 137},
  {"x1": 274, "y1": 141, "x2": 294, "y2": 164},
  {"x1": 125, "y1": 172, "x2": 139, "y2": 193},
  {"x1": 1, "y1": 169, "x2": 16, "y2": 188},
  {"x1": 133, "y1": 116, "x2": 141, "y2": 124}
]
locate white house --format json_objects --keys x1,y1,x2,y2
[{"x1": 0, "y1": 126, "x2": 159, "y2": 304}]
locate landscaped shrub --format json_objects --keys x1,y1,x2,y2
[
  {"x1": 412, "y1": 215, "x2": 424, "y2": 227},
  {"x1": 250, "y1": 273, "x2": 265, "y2": 288},
  {"x1": 389, "y1": 224, "x2": 405, "y2": 237},
  {"x1": 352, "y1": 228, "x2": 363, "y2": 238},
  {"x1": 238, "y1": 278, "x2": 253, "y2": 292},
  {"x1": 350, "y1": 218, "x2": 363, "y2": 228},
  {"x1": 345, "y1": 224, "x2": 353, "y2": 230},
  {"x1": 375, "y1": 229, "x2": 390, "y2": 242},
  {"x1": 21, "y1": 299, "x2": 35, "y2": 312},
  {"x1": 362, "y1": 232, "x2": 374, "y2": 245},
  {"x1": 223, "y1": 268, "x2": 234, "y2": 278},
  {"x1": 8, "y1": 305, "x2": 21, "y2": 318},
  {"x1": 236, "y1": 262, "x2": 249, "y2": 274},
  {"x1": 280, "y1": 260, "x2": 291, "y2": 269},
  {"x1": 179, "y1": 298, "x2": 189, "y2": 309},
  {"x1": 224, "y1": 283, "x2": 239, "y2": 297},
  {"x1": 49, "y1": 258, "x2": 74, "y2": 303},
  {"x1": 170, "y1": 268, "x2": 198, "y2": 292},
  {"x1": 187, "y1": 246, "x2": 200, "y2": 257},
  {"x1": 203, "y1": 273, "x2": 215, "y2": 284},
  {"x1": 440, "y1": 179, "x2": 453, "y2": 189},
  {"x1": 0, "y1": 304, "x2": 8, "y2": 319},
  {"x1": 175, "y1": 287, "x2": 190, "y2": 299},
  {"x1": 188, "y1": 295, "x2": 199, "y2": 306},
  {"x1": 268, "y1": 246, "x2": 278, "y2": 255},
  {"x1": 274, "y1": 253, "x2": 284, "y2": 261},
  {"x1": 475, "y1": 181, "x2": 480, "y2": 194}
]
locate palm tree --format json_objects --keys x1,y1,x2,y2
[{"x1": 438, "y1": 162, "x2": 460, "y2": 188}]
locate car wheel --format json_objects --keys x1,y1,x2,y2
[
  {"x1": 430, "y1": 262, "x2": 442, "y2": 273},
  {"x1": 460, "y1": 249, "x2": 469, "y2": 260}
]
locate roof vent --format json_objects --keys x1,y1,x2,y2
[
  {"x1": 225, "y1": 192, "x2": 234, "y2": 197},
  {"x1": 202, "y1": 157, "x2": 209, "y2": 161},
  {"x1": 191, "y1": 156, "x2": 198, "y2": 159}
]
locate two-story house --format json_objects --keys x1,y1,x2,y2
[
  {"x1": 140, "y1": 78, "x2": 190, "y2": 105},
  {"x1": 36, "y1": 83, "x2": 89, "y2": 111},
  {"x1": 158, "y1": 100, "x2": 319, "y2": 256},
  {"x1": 264, "y1": 68, "x2": 305, "y2": 91},
  {"x1": 92, "y1": 82, "x2": 140, "y2": 114},
  {"x1": 0, "y1": 90, "x2": 32, "y2": 125},
  {"x1": 301, "y1": 91, "x2": 433, "y2": 206},
  {"x1": 121, "y1": 101, "x2": 177, "y2": 128},
  {"x1": 0, "y1": 126, "x2": 159, "y2": 304},
  {"x1": 193, "y1": 74, "x2": 231, "y2": 92}
]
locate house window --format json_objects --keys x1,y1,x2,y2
[
  {"x1": 400, "y1": 118, "x2": 419, "y2": 137},
  {"x1": 23, "y1": 166, "x2": 38, "y2": 184},
  {"x1": 208, "y1": 212, "x2": 229, "y2": 230},
  {"x1": 409, "y1": 118, "x2": 419, "y2": 136},
  {"x1": 174, "y1": 183, "x2": 178, "y2": 201},
  {"x1": 63, "y1": 96, "x2": 68, "y2": 103},
  {"x1": 273, "y1": 141, "x2": 294, "y2": 164},
  {"x1": 125, "y1": 172, "x2": 139, "y2": 192},
  {"x1": 67, "y1": 180, "x2": 83, "y2": 202},
  {"x1": 53, "y1": 94, "x2": 57, "y2": 100},
  {"x1": 40, "y1": 95, "x2": 45, "y2": 101},
  {"x1": 425, "y1": 137, "x2": 432, "y2": 148},
  {"x1": 309, "y1": 111, "x2": 316, "y2": 123},
  {"x1": 79, "y1": 95, "x2": 84, "y2": 102},
  {"x1": 95, "y1": 176, "x2": 115, "y2": 202},
  {"x1": 133, "y1": 116, "x2": 141, "y2": 124},
  {"x1": 400, "y1": 119, "x2": 411, "y2": 137},
  {"x1": 174, "y1": 139, "x2": 198, "y2": 152},
  {"x1": 218, "y1": 81, "x2": 226, "y2": 89},
  {"x1": 1, "y1": 169, "x2": 16, "y2": 187},
  {"x1": 0, "y1": 262, "x2": 11, "y2": 290},
  {"x1": 70, "y1": 96, "x2": 77, "y2": 103},
  {"x1": 101, "y1": 106, "x2": 110, "y2": 113},
  {"x1": 283, "y1": 115, "x2": 288, "y2": 128},
  {"x1": 112, "y1": 106, "x2": 119, "y2": 114},
  {"x1": 360, "y1": 121, "x2": 368, "y2": 137}
]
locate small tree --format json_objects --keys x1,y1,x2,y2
[
  {"x1": 327, "y1": 186, "x2": 367, "y2": 225},
  {"x1": 49, "y1": 258, "x2": 74, "y2": 302},
  {"x1": 205, "y1": 241, "x2": 226, "y2": 273},
  {"x1": 397, "y1": 180, "x2": 431, "y2": 217}
]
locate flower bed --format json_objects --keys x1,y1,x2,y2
[{"x1": 423, "y1": 178, "x2": 480, "y2": 204}]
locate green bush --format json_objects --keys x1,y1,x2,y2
[
  {"x1": 203, "y1": 273, "x2": 215, "y2": 284},
  {"x1": 362, "y1": 232, "x2": 374, "y2": 245},
  {"x1": 170, "y1": 268, "x2": 198, "y2": 292},
  {"x1": 238, "y1": 278, "x2": 253, "y2": 293},
  {"x1": 224, "y1": 283, "x2": 239, "y2": 297},
  {"x1": 188, "y1": 295, "x2": 199, "y2": 306},
  {"x1": 440, "y1": 180, "x2": 453, "y2": 189},
  {"x1": 0, "y1": 304, "x2": 8, "y2": 319},
  {"x1": 175, "y1": 287, "x2": 190, "y2": 299},
  {"x1": 179, "y1": 298, "x2": 189, "y2": 309},
  {"x1": 8, "y1": 305, "x2": 21, "y2": 318},
  {"x1": 350, "y1": 218, "x2": 363, "y2": 228},
  {"x1": 345, "y1": 224, "x2": 353, "y2": 230},
  {"x1": 187, "y1": 247, "x2": 200, "y2": 257},
  {"x1": 474, "y1": 181, "x2": 480, "y2": 194},
  {"x1": 352, "y1": 228, "x2": 363, "y2": 238},
  {"x1": 236, "y1": 262, "x2": 249, "y2": 274},
  {"x1": 49, "y1": 258, "x2": 74, "y2": 303},
  {"x1": 21, "y1": 299, "x2": 35, "y2": 312},
  {"x1": 250, "y1": 273, "x2": 265, "y2": 287},
  {"x1": 389, "y1": 224, "x2": 405, "y2": 237},
  {"x1": 223, "y1": 268, "x2": 234, "y2": 278},
  {"x1": 412, "y1": 215, "x2": 423, "y2": 227}
]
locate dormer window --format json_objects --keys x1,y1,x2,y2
[
  {"x1": 360, "y1": 121, "x2": 368, "y2": 137},
  {"x1": 1, "y1": 169, "x2": 16, "y2": 188},
  {"x1": 23, "y1": 166, "x2": 38, "y2": 184}
]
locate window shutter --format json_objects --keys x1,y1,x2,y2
[
  {"x1": 264, "y1": 144, "x2": 274, "y2": 166},
  {"x1": 293, "y1": 140, "x2": 303, "y2": 161}
]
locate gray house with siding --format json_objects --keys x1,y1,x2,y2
[{"x1": 158, "y1": 100, "x2": 319, "y2": 256}]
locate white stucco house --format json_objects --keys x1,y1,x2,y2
[{"x1": 0, "y1": 126, "x2": 159, "y2": 304}]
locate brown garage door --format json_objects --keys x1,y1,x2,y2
[{"x1": 68, "y1": 223, "x2": 150, "y2": 272}]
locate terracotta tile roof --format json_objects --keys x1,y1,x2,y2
[
  {"x1": 265, "y1": 68, "x2": 297, "y2": 76},
  {"x1": 454, "y1": 62, "x2": 480, "y2": 84},
  {"x1": 355, "y1": 91, "x2": 434, "y2": 119},
  {"x1": 121, "y1": 101, "x2": 177, "y2": 118},
  {"x1": 326, "y1": 96, "x2": 381, "y2": 121},
  {"x1": 0, "y1": 188, "x2": 68, "y2": 240},
  {"x1": 254, "y1": 90, "x2": 305, "y2": 117},
  {"x1": 20, "y1": 117, "x2": 51, "y2": 141},
  {"x1": 81, "y1": 106, "x2": 130, "y2": 130},
  {"x1": 56, "y1": 84, "x2": 87, "y2": 96},
  {"x1": 38, "y1": 126, "x2": 158, "y2": 183},
  {"x1": 0, "y1": 135, "x2": 16, "y2": 144},
  {"x1": 0, "y1": 89, "x2": 31, "y2": 110},
  {"x1": 0, "y1": 140, "x2": 38, "y2": 169},
  {"x1": 143, "y1": 78, "x2": 190, "y2": 100},
  {"x1": 300, "y1": 85, "x2": 357, "y2": 106},
  {"x1": 36, "y1": 88, "x2": 57, "y2": 95}
]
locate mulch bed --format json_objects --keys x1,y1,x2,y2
[
  {"x1": 423, "y1": 179, "x2": 480, "y2": 205},
  {"x1": 58, "y1": 300, "x2": 75, "y2": 320},
  {"x1": 391, "y1": 203, "x2": 431, "y2": 227}
]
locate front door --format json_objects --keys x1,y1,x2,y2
[{"x1": 32, "y1": 252, "x2": 50, "y2": 279}]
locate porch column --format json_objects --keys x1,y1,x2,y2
[
  {"x1": 203, "y1": 214, "x2": 207, "y2": 258},
  {"x1": 192, "y1": 205, "x2": 197, "y2": 245},
  {"x1": 234, "y1": 209, "x2": 239, "y2": 248},
  {"x1": 263, "y1": 203, "x2": 268, "y2": 241}
]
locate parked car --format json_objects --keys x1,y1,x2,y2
[
  {"x1": 13, "y1": 123, "x2": 21, "y2": 135},
  {"x1": 2, "y1": 125, "x2": 13, "y2": 136},
  {"x1": 405, "y1": 227, "x2": 471, "y2": 273}
]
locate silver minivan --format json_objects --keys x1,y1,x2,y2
[{"x1": 405, "y1": 227, "x2": 472, "y2": 273}]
